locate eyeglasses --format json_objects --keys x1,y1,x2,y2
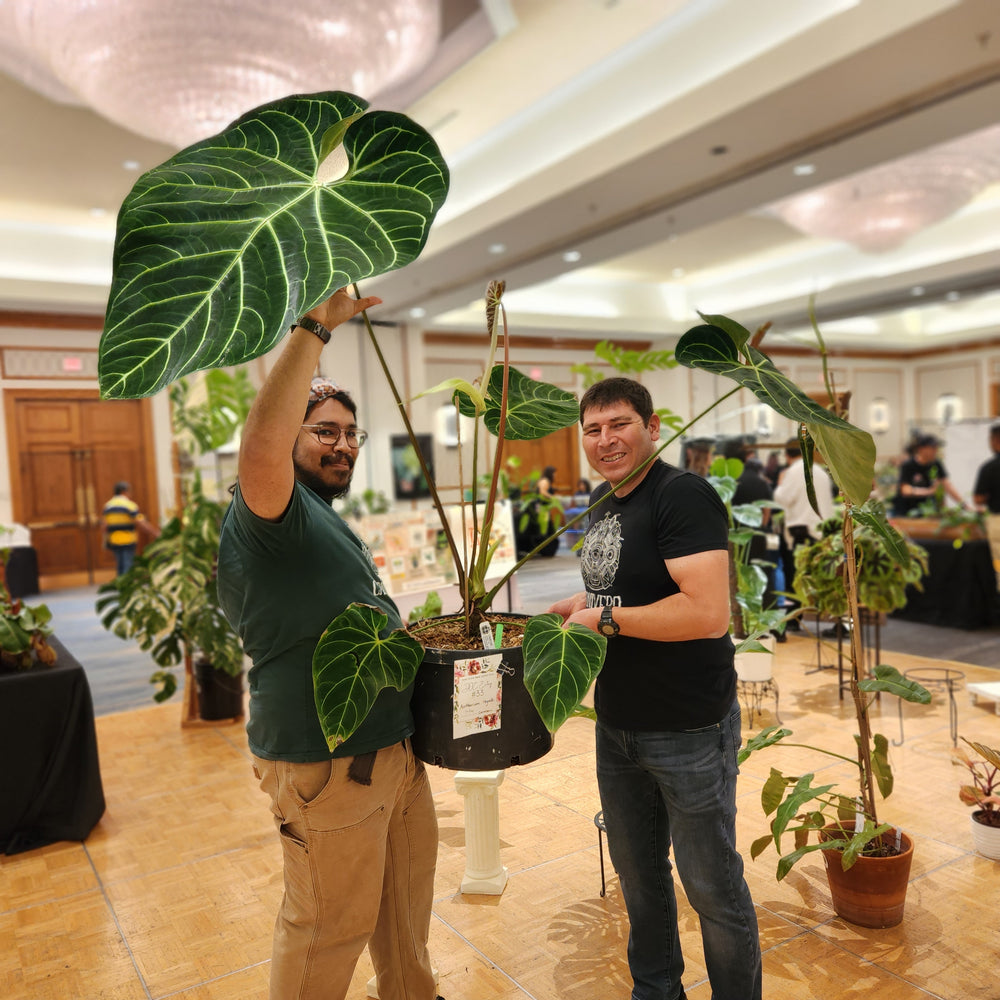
[{"x1": 300, "y1": 423, "x2": 368, "y2": 448}]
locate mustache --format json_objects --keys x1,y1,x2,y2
[{"x1": 320, "y1": 454, "x2": 354, "y2": 470}]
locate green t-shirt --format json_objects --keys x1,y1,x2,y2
[{"x1": 217, "y1": 481, "x2": 414, "y2": 761}]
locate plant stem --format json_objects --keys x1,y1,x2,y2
[{"x1": 352, "y1": 283, "x2": 467, "y2": 599}]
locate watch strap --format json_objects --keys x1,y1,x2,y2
[{"x1": 294, "y1": 316, "x2": 332, "y2": 344}]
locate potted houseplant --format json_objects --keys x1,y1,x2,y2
[
  {"x1": 95, "y1": 370, "x2": 251, "y2": 722},
  {"x1": 0, "y1": 549, "x2": 55, "y2": 671},
  {"x1": 954, "y1": 737, "x2": 1000, "y2": 860},
  {"x1": 674, "y1": 316, "x2": 933, "y2": 926}
]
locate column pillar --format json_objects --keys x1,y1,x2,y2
[{"x1": 454, "y1": 769, "x2": 508, "y2": 894}]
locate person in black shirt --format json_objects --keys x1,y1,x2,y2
[
  {"x1": 548, "y1": 377, "x2": 761, "y2": 1000},
  {"x1": 973, "y1": 422, "x2": 1000, "y2": 589},
  {"x1": 891, "y1": 434, "x2": 966, "y2": 515}
]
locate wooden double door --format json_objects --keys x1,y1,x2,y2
[{"x1": 5, "y1": 390, "x2": 159, "y2": 590}]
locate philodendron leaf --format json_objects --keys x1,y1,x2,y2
[
  {"x1": 100, "y1": 91, "x2": 449, "y2": 399},
  {"x1": 521, "y1": 613, "x2": 606, "y2": 732},
  {"x1": 858, "y1": 664, "x2": 931, "y2": 704},
  {"x1": 0, "y1": 616, "x2": 31, "y2": 654},
  {"x1": 482, "y1": 366, "x2": 580, "y2": 439},
  {"x1": 312, "y1": 602, "x2": 424, "y2": 750},
  {"x1": 675, "y1": 322, "x2": 876, "y2": 505}
]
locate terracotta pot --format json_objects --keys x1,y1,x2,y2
[
  {"x1": 971, "y1": 811, "x2": 1000, "y2": 860},
  {"x1": 820, "y1": 824, "x2": 914, "y2": 928},
  {"x1": 409, "y1": 614, "x2": 554, "y2": 771}
]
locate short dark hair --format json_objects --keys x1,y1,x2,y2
[
  {"x1": 114, "y1": 481, "x2": 130, "y2": 495},
  {"x1": 579, "y1": 377, "x2": 654, "y2": 424},
  {"x1": 784, "y1": 438, "x2": 801, "y2": 459},
  {"x1": 914, "y1": 434, "x2": 940, "y2": 449}
]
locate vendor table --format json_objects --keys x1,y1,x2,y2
[
  {"x1": 891, "y1": 537, "x2": 1000, "y2": 630},
  {"x1": 0, "y1": 636, "x2": 106, "y2": 853}
]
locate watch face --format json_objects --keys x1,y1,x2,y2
[{"x1": 599, "y1": 607, "x2": 619, "y2": 636}]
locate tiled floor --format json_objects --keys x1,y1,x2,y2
[{"x1": 3, "y1": 627, "x2": 999, "y2": 1000}]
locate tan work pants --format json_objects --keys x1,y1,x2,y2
[
  {"x1": 253, "y1": 740, "x2": 438, "y2": 1000},
  {"x1": 987, "y1": 513, "x2": 1000, "y2": 591}
]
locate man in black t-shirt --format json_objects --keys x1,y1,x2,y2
[
  {"x1": 548, "y1": 378, "x2": 761, "y2": 1000},
  {"x1": 891, "y1": 434, "x2": 966, "y2": 515},
  {"x1": 973, "y1": 422, "x2": 1000, "y2": 588}
]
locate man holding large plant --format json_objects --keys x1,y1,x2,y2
[
  {"x1": 548, "y1": 377, "x2": 761, "y2": 1000},
  {"x1": 217, "y1": 289, "x2": 441, "y2": 1000}
]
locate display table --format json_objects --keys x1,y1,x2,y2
[
  {"x1": 0, "y1": 636, "x2": 106, "y2": 853},
  {"x1": 891, "y1": 537, "x2": 1000, "y2": 630}
]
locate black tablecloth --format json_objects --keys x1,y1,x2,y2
[
  {"x1": 892, "y1": 537, "x2": 1000, "y2": 631},
  {"x1": 0, "y1": 636, "x2": 106, "y2": 853}
]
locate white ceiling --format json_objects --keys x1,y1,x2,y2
[{"x1": 3, "y1": 0, "x2": 1000, "y2": 355}]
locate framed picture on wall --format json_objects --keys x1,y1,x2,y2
[{"x1": 391, "y1": 434, "x2": 433, "y2": 500}]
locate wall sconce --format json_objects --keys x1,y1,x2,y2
[
  {"x1": 936, "y1": 392, "x2": 962, "y2": 426},
  {"x1": 753, "y1": 403, "x2": 774, "y2": 438},
  {"x1": 868, "y1": 398, "x2": 891, "y2": 435}
]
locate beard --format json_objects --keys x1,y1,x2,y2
[{"x1": 293, "y1": 452, "x2": 355, "y2": 502}]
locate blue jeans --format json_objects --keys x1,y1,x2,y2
[
  {"x1": 596, "y1": 703, "x2": 761, "y2": 1000},
  {"x1": 110, "y1": 543, "x2": 136, "y2": 576}
]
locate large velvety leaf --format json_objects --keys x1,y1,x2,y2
[
  {"x1": 100, "y1": 91, "x2": 449, "y2": 398},
  {"x1": 521, "y1": 613, "x2": 606, "y2": 732},
  {"x1": 312, "y1": 603, "x2": 424, "y2": 750},
  {"x1": 482, "y1": 366, "x2": 580, "y2": 439},
  {"x1": 675, "y1": 323, "x2": 876, "y2": 505}
]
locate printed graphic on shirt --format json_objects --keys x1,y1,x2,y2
[
  {"x1": 362, "y1": 542, "x2": 388, "y2": 597},
  {"x1": 581, "y1": 513, "x2": 622, "y2": 592}
]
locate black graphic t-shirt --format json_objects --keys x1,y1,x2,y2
[{"x1": 582, "y1": 460, "x2": 735, "y2": 731}]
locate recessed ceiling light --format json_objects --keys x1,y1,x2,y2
[
  {"x1": 488, "y1": 242, "x2": 506, "y2": 255},
  {"x1": 89, "y1": 207, "x2": 108, "y2": 217},
  {"x1": 910, "y1": 285, "x2": 926, "y2": 297},
  {"x1": 122, "y1": 159, "x2": 141, "y2": 171},
  {"x1": 945, "y1": 291, "x2": 961, "y2": 302},
  {"x1": 409, "y1": 307, "x2": 426, "y2": 319},
  {"x1": 562, "y1": 250, "x2": 582, "y2": 263},
  {"x1": 793, "y1": 163, "x2": 816, "y2": 176},
  {"x1": 671, "y1": 267, "x2": 685, "y2": 278}
]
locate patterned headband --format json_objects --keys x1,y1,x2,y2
[{"x1": 308, "y1": 376, "x2": 352, "y2": 404}]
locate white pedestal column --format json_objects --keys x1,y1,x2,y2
[{"x1": 454, "y1": 769, "x2": 508, "y2": 895}]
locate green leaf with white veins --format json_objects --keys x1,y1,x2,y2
[
  {"x1": 522, "y1": 613, "x2": 606, "y2": 732},
  {"x1": 99, "y1": 91, "x2": 449, "y2": 399},
  {"x1": 478, "y1": 366, "x2": 580, "y2": 439},
  {"x1": 313, "y1": 603, "x2": 424, "y2": 750},
  {"x1": 675, "y1": 321, "x2": 875, "y2": 506}
]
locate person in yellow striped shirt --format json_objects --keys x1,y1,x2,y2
[{"x1": 102, "y1": 481, "x2": 158, "y2": 575}]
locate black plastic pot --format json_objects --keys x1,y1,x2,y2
[
  {"x1": 410, "y1": 617, "x2": 554, "y2": 770},
  {"x1": 193, "y1": 659, "x2": 244, "y2": 720}
]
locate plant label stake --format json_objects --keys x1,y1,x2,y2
[{"x1": 479, "y1": 622, "x2": 494, "y2": 649}]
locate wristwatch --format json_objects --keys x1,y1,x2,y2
[
  {"x1": 598, "y1": 605, "x2": 620, "y2": 637},
  {"x1": 294, "y1": 315, "x2": 332, "y2": 344}
]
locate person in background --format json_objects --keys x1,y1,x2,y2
[
  {"x1": 773, "y1": 439, "x2": 836, "y2": 632},
  {"x1": 547, "y1": 377, "x2": 761, "y2": 1000},
  {"x1": 536, "y1": 465, "x2": 557, "y2": 497},
  {"x1": 102, "y1": 481, "x2": 159, "y2": 575},
  {"x1": 973, "y1": 421, "x2": 1000, "y2": 589},
  {"x1": 216, "y1": 289, "x2": 443, "y2": 1000},
  {"x1": 683, "y1": 437, "x2": 714, "y2": 477},
  {"x1": 891, "y1": 434, "x2": 966, "y2": 515}
]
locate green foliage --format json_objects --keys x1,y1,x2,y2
[
  {"x1": 792, "y1": 507, "x2": 929, "y2": 617},
  {"x1": 0, "y1": 552, "x2": 55, "y2": 669},
  {"x1": 98, "y1": 91, "x2": 449, "y2": 399},
  {"x1": 312, "y1": 604, "x2": 424, "y2": 749},
  {"x1": 407, "y1": 591, "x2": 443, "y2": 623},
  {"x1": 170, "y1": 369, "x2": 255, "y2": 455},
  {"x1": 522, "y1": 613, "x2": 606, "y2": 732},
  {"x1": 96, "y1": 476, "x2": 243, "y2": 701}
]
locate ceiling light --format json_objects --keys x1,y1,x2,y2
[
  {"x1": 0, "y1": 1, "x2": 441, "y2": 147},
  {"x1": 671, "y1": 267, "x2": 685, "y2": 278},
  {"x1": 488, "y1": 243, "x2": 506, "y2": 255},
  {"x1": 768, "y1": 124, "x2": 1000, "y2": 253},
  {"x1": 122, "y1": 159, "x2": 141, "y2": 171},
  {"x1": 910, "y1": 286, "x2": 925, "y2": 297},
  {"x1": 562, "y1": 250, "x2": 582, "y2": 263},
  {"x1": 409, "y1": 307, "x2": 426, "y2": 319},
  {"x1": 945, "y1": 291, "x2": 961, "y2": 302},
  {"x1": 793, "y1": 163, "x2": 816, "y2": 176}
]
